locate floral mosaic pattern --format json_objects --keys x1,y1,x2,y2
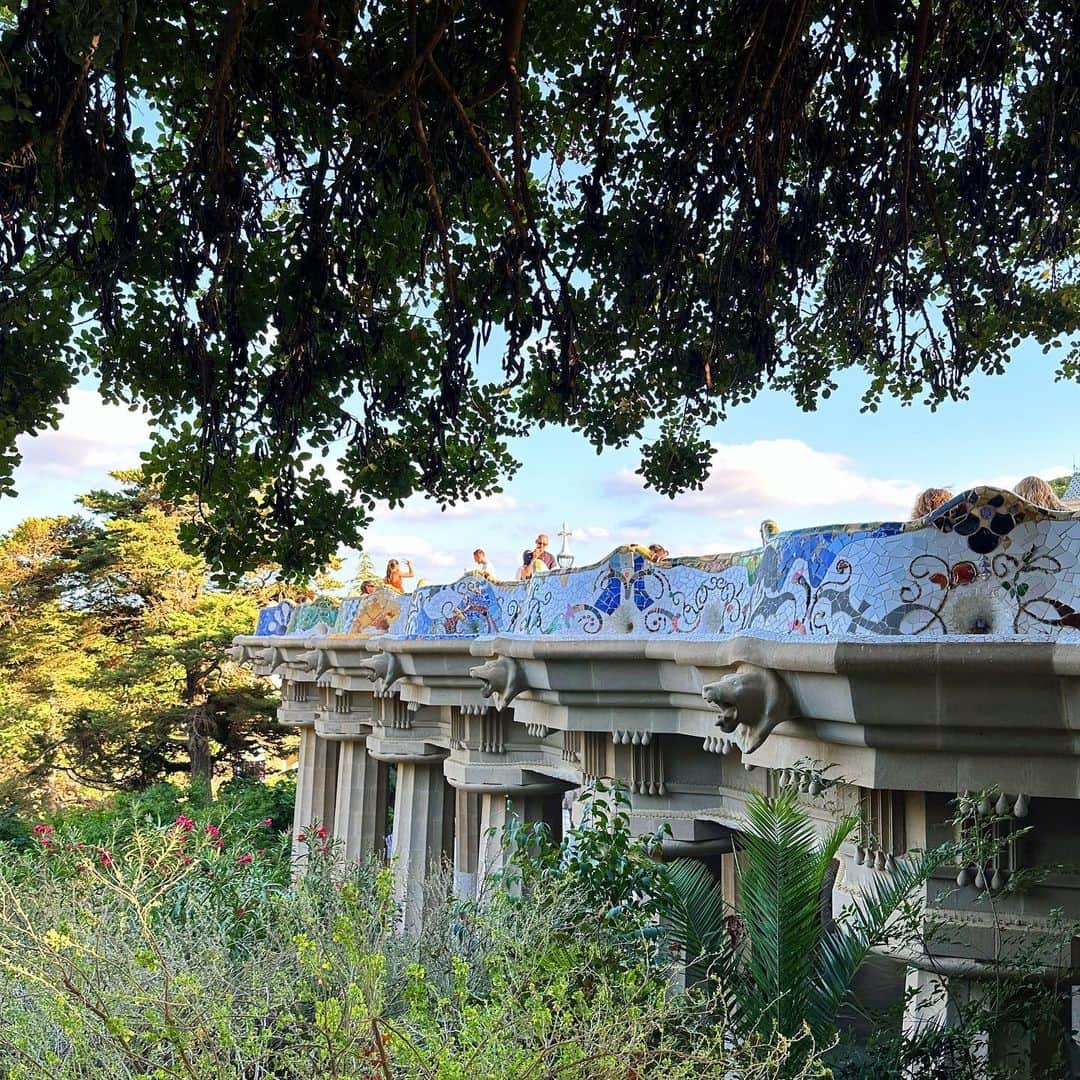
[{"x1": 253, "y1": 488, "x2": 1080, "y2": 644}]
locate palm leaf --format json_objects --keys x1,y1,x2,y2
[
  {"x1": 738, "y1": 789, "x2": 858, "y2": 1040},
  {"x1": 662, "y1": 857, "x2": 728, "y2": 961},
  {"x1": 806, "y1": 846, "x2": 945, "y2": 1040}
]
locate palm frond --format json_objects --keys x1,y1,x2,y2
[
  {"x1": 662, "y1": 857, "x2": 728, "y2": 961},
  {"x1": 738, "y1": 788, "x2": 849, "y2": 1038},
  {"x1": 807, "y1": 847, "x2": 945, "y2": 1040}
]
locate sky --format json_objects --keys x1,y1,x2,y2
[{"x1": 5, "y1": 338, "x2": 1077, "y2": 590}]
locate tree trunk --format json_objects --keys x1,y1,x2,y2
[{"x1": 188, "y1": 707, "x2": 214, "y2": 787}]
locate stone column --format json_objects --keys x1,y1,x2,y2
[
  {"x1": 902, "y1": 966, "x2": 990, "y2": 1075},
  {"x1": 333, "y1": 737, "x2": 389, "y2": 865},
  {"x1": 454, "y1": 788, "x2": 481, "y2": 899},
  {"x1": 392, "y1": 760, "x2": 455, "y2": 932},
  {"x1": 293, "y1": 727, "x2": 339, "y2": 862},
  {"x1": 476, "y1": 789, "x2": 564, "y2": 895}
]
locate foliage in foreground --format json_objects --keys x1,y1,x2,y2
[
  {"x1": 663, "y1": 789, "x2": 941, "y2": 1057},
  {"x1": 2, "y1": 782, "x2": 1077, "y2": 1077},
  {"x1": 0, "y1": 817, "x2": 823, "y2": 1080}
]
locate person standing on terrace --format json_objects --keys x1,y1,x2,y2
[
  {"x1": 1014, "y1": 475, "x2": 1066, "y2": 510},
  {"x1": 910, "y1": 488, "x2": 953, "y2": 519},
  {"x1": 473, "y1": 548, "x2": 497, "y2": 579},
  {"x1": 532, "y1": 534, "x2": 556, "y2": 572},
  {"x1": 384, "y1": 558, "x2": 414, "y2": 592},
  {"x1": 516, "y1": 549, "x2": 534, "y2": 581}
]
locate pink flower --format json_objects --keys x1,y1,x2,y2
[
  {"x1": 173, "y1": 815, "x2": 195, "y2": 833},
  {"x1": 99, "y1": 849, "x2": 113, "y2": 868},
  {"x1": 319, "y1": 844, "x2": 330, "y2": 855},
  {"x1": 236, "y1": 853, "x2": 253, "y2": 866},
  {"x1": 316, "y1": 826, "x2": 328, "y2": 840},
  {"x1": 263, "y1": 818, "x2": 273, "y2": 828},
  {"x1": 32, "y1": 823, "x2": 54, "y2": 835},
  {"x1": 297, "y1": 832, "x2": 307, "y2": 843},
  {"x1": 215, "y1": 839, "x2": 225, "y2": 850},
  {"x1": 205, "y1": 824, "x2": 221, "y2": 839}
]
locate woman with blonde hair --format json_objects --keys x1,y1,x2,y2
[
  {"x1": 910, "y1": 488, "x2": 953, "y2": 519},
  {"x1": 384, "y1": 558, "x2": 414, "y2": 592},
  {"x1": 1013, "y1": 475, "x2": 1065, "y2": 510}
]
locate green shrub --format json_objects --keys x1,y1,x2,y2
[{"x1": 0, "y1": 812, "x2": 822, "y2": 1079}]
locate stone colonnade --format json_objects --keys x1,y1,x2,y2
[{"x1": 237, "y1": 633, "x2": 1080, "y2": 1072}]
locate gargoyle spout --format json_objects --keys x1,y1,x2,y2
[
  {"x1": 701, "y1": 663, "x2": 793, "y2": 754},
  {"x1": 355, "y1": 652, "x2": 403, "y2": 696},
  {"x1": 299, "y1": 648, "x2": 332, "y2": 678},
  {"x1": 468, "y1": 655, "x2": 528, "y2": 712}
]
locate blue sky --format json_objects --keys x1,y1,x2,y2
[{"x1": 5, "y1": 339, "x2": 1077, "y2": 589}]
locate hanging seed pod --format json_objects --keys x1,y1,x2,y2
[
  {"x1": 956, "y1": 866, "x2": 973, "y2": 888},
  {"x1": 855, "y1": 846, "x2": 866, "y2": 865},
  {"x1": 631, "y1": 731, "x2": 641, "y2": 746},
  {"x1": 875, "y1": 850, "x2": 887, "y2": 871},
  {"x1": 978, "y1": 796, "x2": 993, "y2": 817},
  {"x1": 641, "y1": 732, "x2": 651, "y2": 745},
  {"x1": 809, "y1": 780, "x2": 822, "y2": 796},
  {"x1": 974, "y1": 869, "x2": 987, "y2": 890},
  {"x1": 995, "y1": 792, "x2": 1011, "y2": 816},
  {"x1": 1014, "y1": 793, "x2": 1029, "y2": 818},
  {"x1": 991, "y1": 868, "x2": 1005, "y2": 891}
]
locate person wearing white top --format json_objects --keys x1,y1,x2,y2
[{"x1": 472, "y1": 548, "x2": 497, "y2": 580}]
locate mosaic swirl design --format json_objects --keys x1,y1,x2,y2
[{"x1": 252, "y1": 488, "x2": 1080, "y2": 643}]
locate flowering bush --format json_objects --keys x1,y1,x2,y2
[{"x1": 0, "y1": 815, "x2": 822, "y2": 1079}]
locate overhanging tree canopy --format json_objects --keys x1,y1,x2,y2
[{"x1": 2, "y1": 1, "x2": 1077, "y2": 575}]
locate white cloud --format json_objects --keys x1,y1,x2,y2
[
  {"x1": 607, "y1": 439, "x2": 918, "y2": 519},
  {"x1": 15, "y1": 389, "x2": 150, "y2": 476},
  {"x1": 362, "y1": 532, "x2": 457, "y2": 568},
  {"x1": 392, "y1": 493, "x2": 519, "y2": 520},
  {"x1": 572, "y1": 525, "x2": 610, "y2": 541},
  {"x1": 986, "y1": 465, "x2": 1070, "y2": 491}
]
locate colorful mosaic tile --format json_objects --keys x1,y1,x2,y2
[
  {"x1": 285, "y1": 598, "x2": 339, "y2": 637},
  {"x1": 332, "y1": 588, "x2": 404, "y2": 637},
  {"x1": 255, "y1": 601, "x2": 294, "y2": 637},
  {"x1": 264, "y1": 488, "x2": 1080, "y2": 644}
]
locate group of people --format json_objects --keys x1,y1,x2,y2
[
  {"x1": 357, "y1": 478, "x2": 1069, "y2": 598},
  {"x1": 911, "y1": 475, "x2": 1068, "y2": 519}
]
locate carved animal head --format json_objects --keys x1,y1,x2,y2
[
  {"x1": 355, "y1": 652, "x2": 403, "y2": 696},
  {"x1": 701, "y1": 663, "x2": 793, "y2": 754},
  {"x1": 300, "y1": 647, "x2": 332, "y2": 678},
  {"x1": 468, "y1": 655, "x2": 528, "y2": 711}
]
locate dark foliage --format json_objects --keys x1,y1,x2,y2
[{"x1": 2, "y1": 1, "x2": 1077, "y2": 574}]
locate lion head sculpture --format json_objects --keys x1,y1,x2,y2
[
  {"x1": 355, "y1": 651, "x2": 403, "y2": 696},
  {"x1": 468, "y1": 655, "x2": 528, "y2": 711},
  {"x1": 701, "y1": 663, "x2": 794, "y2": 754}
]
